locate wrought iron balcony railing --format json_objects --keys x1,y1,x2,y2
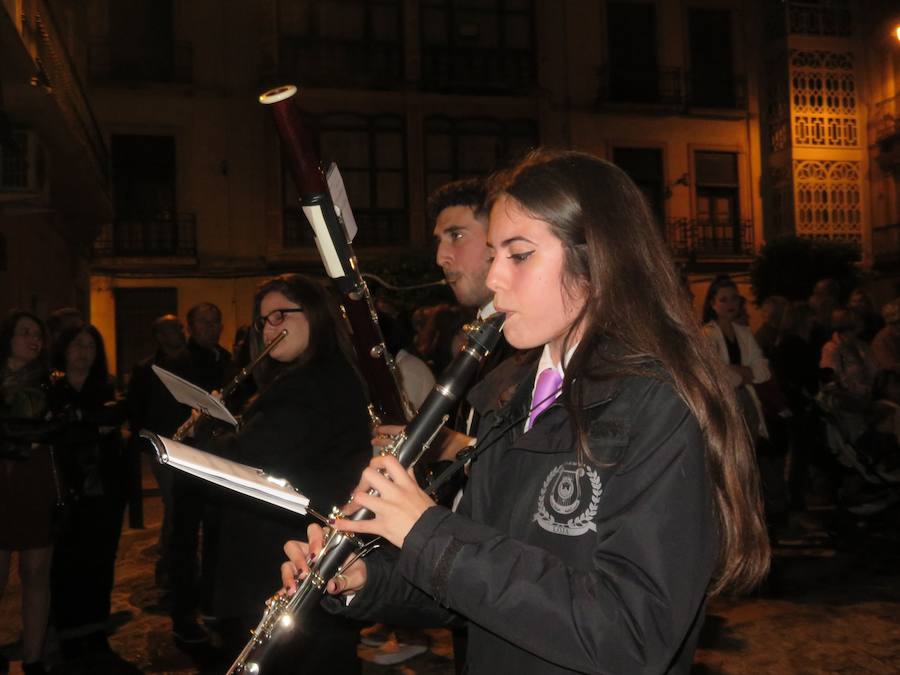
[
  {"x1": 685, "y1": 73, "x2": 747, "y2": 110},
  {"x1": 667, "y1": 218, "x2": 754, "y2": 257},
  {"x1": 279, "y1": 37, "x2": 404, "y2": 90},
  {"x1": 871, "y1": 95, "x2": 900, "y2": 143},
  {"x1": 93, "y1": 214, "x2": 197, "y2": 257},
  {"x1": 596, "y1": 65, "x2": 683, "y2": 106}
]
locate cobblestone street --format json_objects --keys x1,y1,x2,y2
[{"x1": 2, "y1": 463, "x2": 899, "y2": 674}]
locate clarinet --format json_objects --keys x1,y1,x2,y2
[
  {"x1": 260, "y1": 84, "x2": 412, "y2": 427},
  {"x1": 171, "y1": 329, "x2": 288, "y2": 441},
  {"x1": 227, "y1": 312, "x2": 505, "y2": 675}
]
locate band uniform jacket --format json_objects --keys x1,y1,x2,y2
[
  {"x1": 212, "y1": 351, "x2": 371, "y2": 619},
  {"x1": 329, "y1": 346, "x2": 719, "y2": 674}
]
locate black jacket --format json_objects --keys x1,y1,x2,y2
[
  {"x1": 331, "y1": 352, "x2": 718, "y2": 674},
  {"x1": 212, "y1": 351, "x2": 372, "y2": 619}
]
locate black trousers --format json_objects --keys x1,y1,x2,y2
[
  {"x1": 169, "y1": 472, "x2": 220, "y2": 621},
  {"x1": 52, "y1": 493, "x2": 126, "y2": 630}
]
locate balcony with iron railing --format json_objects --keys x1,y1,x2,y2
[
  {"x1": 88, "y1": 39, "x2": 193, "y2": 84},
  {"x1": 279, "y1": 37, "x2": 404, "y2": 90},
  {"x1": 93, "y1": 214, "x2": 197, "y2": 258},
  {"x1": 421, "y1": 45, "x2": 535, "y2": 94},
  {"x1": 872, "y1": 95, "x2": 900, "y2": 171},
  {"x1": 685, "y1": 73, "x2": 747, "y2": 111},
  {"x1": 871, "y1": 95, "x2": 899, "y2": 141},
  {"x1": 667, "y1": 218, "x2": 754, "y2": 258}
]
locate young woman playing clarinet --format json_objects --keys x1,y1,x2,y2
[{"x1": 282, "y1": 150, "x2": 770, "y2": 674}]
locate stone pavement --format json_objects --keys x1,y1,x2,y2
[{"x1": 2, "y1": 474, "x2": 898, "y2": 674}]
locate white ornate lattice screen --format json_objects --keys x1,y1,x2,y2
[
  {"x1": 790, "y1": 50, "x2": 857, "y2": 147},
  {"x1": 793, "y1": 160, "x2": 861, "y2": 242}
]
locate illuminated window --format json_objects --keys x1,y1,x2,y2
[
  {"x1": 790, "y1": 50, "x2": 857, "y2": 147},
  {"x1": 794, "y1": 160, "x2": 862, "y2": 243}
]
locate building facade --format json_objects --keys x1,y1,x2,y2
[
  {"x1": 1, "y1": 0, "x2": 111, "y2": 318},
  {"x1": 81, "y1": 0, "x2": 900, "y2": 379}
]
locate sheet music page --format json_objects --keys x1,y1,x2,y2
[
  {"x1": 151, "y1": 365, "x2": 238, "y2": 427},
  {"x1": 150, "y1": 434, "x2": 310, "y2": 516},
  {"x1": 326, "y1": 162, "x2": 359, "y2": 242}
]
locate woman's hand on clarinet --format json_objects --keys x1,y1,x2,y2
[
  {"x1": 331, "y1": 454, "x2": 436, "y2": 549},
  {"x1": 372, "y1": 424, "x2": 404, "y2": 452},
  {"x1": 280, "y1": 524, "x2": 367, "y2": 597}
]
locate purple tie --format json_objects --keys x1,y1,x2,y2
[{"x1": 529, "y1": 367, "x2": 562, "y2": 428}]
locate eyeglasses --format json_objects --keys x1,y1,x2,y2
[{"x1": 255, "y1": 308, "x2": 303, "y2": 331}]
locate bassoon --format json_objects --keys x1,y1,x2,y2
[{"x1": 259, "y1": 84, "x2": 413, "y2": 427}]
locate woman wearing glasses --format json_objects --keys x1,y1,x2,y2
[{"x1": 210, "y1": 273, "x2": 370, "y2": 674}]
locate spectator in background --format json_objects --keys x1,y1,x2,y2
[
  {"x1": 0, "y1": 311, "x2": 54, "y2": 675},
  {"x1": 848, "y1": 288, "x2": 884, "y2": 344},
  {"x1": 167, "y1": 303, "x2": 233, "y2": 643},
  {"x1": 702, "y1": 276, "x2": 786, "y2": 533},
  {"x1": 755, "y1": 296, "x2": 788, "y2": 358},
  {"x1": 185, "y1": 302, "x2": 231, "y2": 392},
  {"x1": 49, "y1": 324, "x2": 132, "y2": 670},
  {"x1": 809, "y1": 278, "x2": 840, "y2": 358},
  {"x1": 702, "y1": 276, "x2": 772, "y2": 444},
  {"x1": 871, "y1": 298, "x2": 900, "y2": 372},
  {"x1": 379, "y1": 310, "x2": 435, "y2": 411},
  {"x1": 820, "y1": 308, "x2": 878, "y2": 403},
  {"x1": 126, "y1": 315, "x2": 192, "y2": 591},
  {"x1": 414, "y1": 303, "x2": 474, "y2": 375},
  {"x1": 45, "y1": 307, "x2": 84, "y2": 354},
  {"x1": 771, "y1": 302, "x2": 824, "y2": 527}
]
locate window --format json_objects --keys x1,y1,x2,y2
[
  {"x1": 106, "y1": 135, "x2": 194, "y2": 256},
  {"x1": 424, "y1": 116, "x2": 538, "y2": 197},
  {"x1": 420, "y1": 0, "x2": 535, "y2": 93},
  {"x1": 284, "y1": 113, "x2": 408, "y2": 248},
  {"x1": 279, "y1": 0, "x2": 403, "y2": 89},
  {"x1": 613, "y1": 147, "x2": 664, "y2": 226},
  {"x1": 104, "y1": 0, "x2": 184, "y2": 82},
  {"x1": 694, "y1": 151, "x2": 746, "y2": 254},
  {"x1": 0, "y1": 131, "x2": 29, "y2": 190},
  {"x1": 688, "y1": 9, "x2": 737, "y2": 108},
  {"x1": 605, "y1": 2, "x2": 660, "y2": 103},
  {"x1": 794, "y1": 160, "x2": 862, "y2": 243}
]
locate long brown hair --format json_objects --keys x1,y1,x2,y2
[{"x1": 488, "y1": 149, "x2": 769, "y2": 596}]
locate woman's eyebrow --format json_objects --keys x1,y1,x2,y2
[{"x1": 500, "y1": 235, "x2": 536, "y2": 247}]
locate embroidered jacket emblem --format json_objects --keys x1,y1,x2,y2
[{"x1": 534, "y1": 461, "x2": 603, "y2": 536}]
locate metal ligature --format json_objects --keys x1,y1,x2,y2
[
  {"x1": 259, "y1": 84, "x2": 413, "y2": 427},
  {"x1": 171, "y1": 329, "x2": 288, "y2": 441},
  {"x1": 227, "y1": 312, "x2": 505, "y2": 675}
]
